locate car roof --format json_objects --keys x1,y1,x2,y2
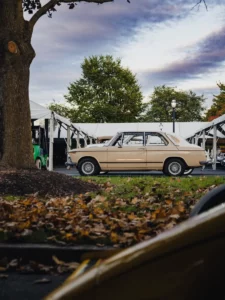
[{"x1": 117, "y1": 131, "x2": 167, "y2": 133}]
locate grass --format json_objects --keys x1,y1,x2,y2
[{"x1": 80, "y1": 175, "x2": 225, "y2": 203}]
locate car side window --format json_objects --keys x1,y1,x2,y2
[
  {"x1": 111, "y1": 132, "x2": 144, "y2": 146},
  {"x1": 145, "y1": 133, "x2": 168, "y2": 146},
  {"x1": 123, "y1": 133, "x2": 144, "y2": 146}
]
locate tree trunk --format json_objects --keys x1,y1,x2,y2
[{"x1": 0, "y1": 0, "x2": 35, "y2": 169}]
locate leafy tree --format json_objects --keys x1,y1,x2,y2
[
  {"x1": 49, "y1": 55, "x2": 145, "y2": 123},
  {"x1": 140, "y1": 86, "x2": 206, "y2": 122},
  {"x1": 0, "y1": 0, "x2": 207, "y2": 168},
  {"x1": 204, "y1": 83, "x2": 225, "y2": 121},
  {"x1": 0, "y1": 0, "x2": 122, "y2": 169}
]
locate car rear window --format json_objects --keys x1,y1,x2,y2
[{"x1": 166, "y1": 134, "x2": 191, "y2": 146}]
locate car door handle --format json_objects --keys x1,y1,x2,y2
[{"x1": 138, "y1": 148, "x2": 145, "y2": 150}]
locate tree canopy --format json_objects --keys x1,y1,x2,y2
[
  {"x1": 49, "y1": 55, "x2": 145, "y2": 123},
  {"x1": 204, "y1": 83, "x2": 225, "y2": 121},
  {"x1": 140, "y1": 85, "x2": 206, "y2": 122}
]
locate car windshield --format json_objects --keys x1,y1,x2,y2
[{"x1": 103, "y1": 137, "x2": 114, "y2": 146}]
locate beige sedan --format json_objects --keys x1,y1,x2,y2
[{"x1": 69, "y1": 131, "x2": 207, "y2": 176}]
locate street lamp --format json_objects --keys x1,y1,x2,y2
[
  {"x1": 159, "y1": 123, "x2": 163, "y2": 131},
  {"x1": 171, "y1": 99, "x2": 176, "y2": 133}
]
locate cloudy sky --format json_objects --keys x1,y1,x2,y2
[{"x1": 27, "y1": 0, "x2": 225, "y2": 109}]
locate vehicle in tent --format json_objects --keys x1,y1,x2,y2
[{"x1": 32, "y1": 125, "x2": 49, "y2": 170}]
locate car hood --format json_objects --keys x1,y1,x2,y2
[{"x1": 69, "y1": 147, "x2": 107, "y2": 153}]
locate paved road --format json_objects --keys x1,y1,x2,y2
[
  {"x1": 55, "y1": 166, "x2": 225, "y2": 177},
  {"x1": 0, "y1": 273, "x2": 68, "y2": 300}
]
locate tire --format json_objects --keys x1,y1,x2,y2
[
  {"x1": 163, "y1": 168, "x2": 169, "y2": 176},
  {"x1": 183, "y1": 168, "x2": 194, "y2": 175},
  {"x1": 45, "y1": 157, "x2": 49, "y2": 171},
  {"x1": 35, "y1": 159, "x2": 42, "y2": 170},
  {"x1": 221, "y1": 160, "x2": 225, "y2": 167},
  {"x1": 190, "y1": 184, "x2": 225, "y2": 217},
  {"x1": 164, "y1": 159, "x2": 185, "y2": 176},
  {"x1": 77, "y1": 158, "x2": 100, "y2": 176}
]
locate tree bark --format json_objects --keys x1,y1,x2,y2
[{"x1": 0, "y1": 0, "x2": 35, "y2": 169}]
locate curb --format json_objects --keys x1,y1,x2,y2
[{"x1": 0, "y1": 243, "x2": 121, "y2": 263}]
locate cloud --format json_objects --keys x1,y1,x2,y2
[
  {"x1": 30, "y1": 0, "x2": 195, "y2": 105},
  {"x1": 143, "y1": 25, "x2": 225, "y2": 84},
  {"x1": 28, "y1": 0, "x2": 225, "y2": 106}
]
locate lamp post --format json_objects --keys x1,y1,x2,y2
[
  {"x1": 159, "y1": 123, "x2": 163, "y2": 131},
  {"x1": 171, "y1": 99, "x2": 176, "y2": 133}
]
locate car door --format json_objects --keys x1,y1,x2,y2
[
  {"x1": 107, "y1": 132, "x2": 147, "y2": 170},
  {"x1": 145, "y1": 132, "x2": 175, "y2": 170}
]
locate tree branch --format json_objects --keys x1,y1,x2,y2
[
  {"x1": 29, "y1": 0, "x2": 113, "y2": 28},
  {"x1": 191, "y1": 0, "x2": 208, "y2": 11}
]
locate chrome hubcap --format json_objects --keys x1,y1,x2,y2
[
  {"x1": 169, "y1": 162, "x2": 181, "y2": 175},
  {"x1": 82, "y1": 162, "x2": 94, "y2": 175}
]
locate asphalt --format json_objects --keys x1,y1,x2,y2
[
  {"x1": 0, "y1": 273, "x2": 68, "y2": 300},
  {"x1": 54, "y1": 166, "x2": 225, "y2": 177}
]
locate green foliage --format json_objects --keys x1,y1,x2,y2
[
  {"x1": 140, "y1": 85, "x2": 206, "y2": 122},
  {"x1": 49, "y1": 55, "x2": 145, "y2": 123},
  {"x1": 204, "y1": 82, "x2": 225, "y2": 121},
  {"x1": 80, "y1": 175, "x2": 225, "y2": 202},
  {"x1": 48, "y1": 103, "x2": 74, "y2": 120}
]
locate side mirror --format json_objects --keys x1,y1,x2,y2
[{"x1": 118, "y1": 141, "x2": 122, "y2": 148}]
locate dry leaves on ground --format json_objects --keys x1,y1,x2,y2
[
  {"x1": 0, "y1": 256, "x2": 79, "y2": 277},
  {"x1": 0, "y1": 177, "x2": 220, "y2": 247}
]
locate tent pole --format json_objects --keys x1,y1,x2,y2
[
  {"x1": 84, "y1": 135, "x2": 87, "y2": 147},
  {"x1": 202, "y1": 130, "x2": 205, "y2": 150},
  {"x1": 195, "y1": 136, "x2": 198, "y2": 145},
  {"x1": 67, "y1": 126, "x2": 71, "y2": 152},
  {"x1": 212, "y1": 125, "x2": 217, "y2": 171},
  {"x1": 49, "y1": 113, "x2": 54, "y2": 171},
  {"x1": 76, "y1": 132, "x2": 80, "y2": 148}
]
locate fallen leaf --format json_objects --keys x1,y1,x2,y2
[
  {"x1": 52, "y1": 256, "x2": 64, "y2": 265},
  {"x1": 169, "y1": 214, "x2": 180, "y2": 219},
  {"x1": 33, "y1": 278, "x2": 51, "y2": 284},
  {"x1": 8, "y1": 259, "x2": 18, "y2": 268}
]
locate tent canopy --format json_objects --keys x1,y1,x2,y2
[
  {"x1": 30, "y1": 100, "x2": 95, "y2": 138},
  {"x1": 30, "y1": 100, "x2": 52, "y2": 120}
]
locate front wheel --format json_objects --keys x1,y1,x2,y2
[
  {"x1": 183, "y1": 168, "x2": 194, "y2": 175},
  {"x1": 77, "y1": 158, "x2": 100, "y2": 176},
  {"x1": 164, "y1": 159, "x2": 185, "y2": 176}
]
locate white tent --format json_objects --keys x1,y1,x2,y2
[
  {"x1": 30, "y1": 100, "x2": 95, "y2": 171},
  {"x1": 72, "y1": 122, "x2": 209, "y2": 139}
]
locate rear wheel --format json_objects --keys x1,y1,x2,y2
[
  {"x1": 164, "y1": 159, "x2": 185, "y2": 176},
  {"x1": 78, "y1": 158, "x2": 100, "y2": 176},
  {"x1": 35, "y1": 159, "x2": 41, "y2": 170},
  {"x1": 221, "y1": 160, "x2": 225, "y2": 167}
]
